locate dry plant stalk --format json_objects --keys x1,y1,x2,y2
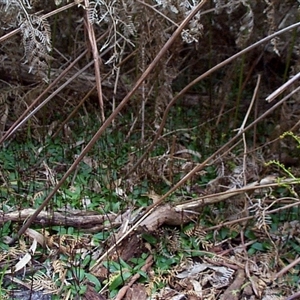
[{"x1": 84, "y1": 0, "x2": 105, "y2": 121}]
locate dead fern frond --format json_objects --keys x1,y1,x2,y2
[
  {"x1": 87, "y1": 0, "x2": 136, "y2": 65},
  {"x1": 181, "y1": 0, "x2": 203, "y2": 44},
  {"x1": 249, "y1": 199, "x2": 272, "y2": 231},
  {"x1": 52, "y1": 259, "x2": 66, "y2": 279},
  {"x1": 0, "y1": 0, "x2": 20, "y2": 28},
  {"x1": 154, "y1": 0, "x2": 203, "y2": 43},
  {"x1": 27, "y1": 271, "x2": 58, "y2": 294},
  {"x1": 235, "y1": 1, "x2": 254, "y2": 48},
  {"x1": 157, "y1": 227, "x2": 181, "y2": 257},
  {"x1": 0, "y1": 1, "x2": 52, "y2": 79},
  {"x1": 20, "y1": 14, "x2": 52, "y2": 75},
  {"x1": 256, "y1": 251, "x2": 275, "y2": 276},
  {"x1": 225, "y1": 0, "x2": 241, "y2": 14},
  {"x1": 184, "y1": 224, "x2": 212, "y2": 250}
]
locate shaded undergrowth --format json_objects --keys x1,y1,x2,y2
[{"x1": 1, "y1": 112, "x2": 300, "y2": 299}]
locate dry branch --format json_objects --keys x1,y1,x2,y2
[
  {"x1": 220, "y1": 269, "x2": 245, "y2": 300},
  {"x1": 0, "y1": 205, "x2": 196, "y2": 232},
  {"x1": 0, "y1": 208, "x2": 115, "y2": 230}
]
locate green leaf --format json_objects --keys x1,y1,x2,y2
[
  {"x1": 137, "y1": 270, "x2": 147, "y2": 278},
  {"x1": 251, "y1": 242, "x2": 264, "y2": 251},
  {"x1": 0, "y1": 242, "x2": 9, "y2": 251},
  {"x1": 82, "y1": 255, "x2": 91, "y2": 267},
  {"x1": 109, "y1": 289, "x2": 118, "y2": 299},
  {"x1": 109, "y1": 272, "x2": 131, "y2": 291},
  {"x1": 74, "y1": 267, "x2": 85, "y2": 282},
  {"x1": 94, "y1": 232, "x2": 109, "y2": 241},
  {"x1": 248, "y1": 247, "x2": 256, "y2": 255},
  {"x1": 250, "y1": 242, "x2": 270, "y2": 252},
  {"x1": 1, "y1": 221, "x2": 11, "y2": 235},
  {"x1": 141, "y1": 233, "x2": 157, "y2": 244},
  {"x1": 244, "y1": 230, "x2": 256, "y2": 240},
  {"x1": 52, "y1": 226, "x2": 67, "y2": 234},
  {"x1": 133, "y1": 260, "x2": 148, "y2": 270},
  {"x1": 67, "y1": 227, "x2": 75, "y2": 235},
  {"x1": 119, "y1": 258, "x2": 132, "y2": 270},
  {"x1": 156, "y1": 256, "x2": 177, "y2": 270},
  {"x1": 103, "y1": 260, "x2": 121, "y2": 272},
  {"x1": 191, "y1": 250, "x2": 210, "y2": 257},
  {"x1": 289, "y1": 241, "x2": 300, "y2": 254},
  {"x1": 85, "y1": 273, "x2": 101, "y2": 291},
  {"x1": 79, "y1": 285, "x2": 87, "y2": 295}
]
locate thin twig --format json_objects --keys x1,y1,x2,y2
[
  {"x1": 266, "y1": 71, "x2": 300, "y2": 102},
  {"x1": 84, "y1": 0, "x2": 105, "y2": 121},
  {"x1": 273, "y1": 256, "x2": 300, "y2": 280},
  {"x1": 285, "y1": 291, "x2": 300, "y2": 300}
]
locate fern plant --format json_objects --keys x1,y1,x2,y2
[{"x1": 0, "y1": 0, "x2": 52, "y2": 79}]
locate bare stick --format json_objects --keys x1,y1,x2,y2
[
  {"x1": 84, "y1": 0, "x2": 105, "y2": 121},
  {"x1": 273, "y1": 256, "x2": 300, "y2": 280},
  {"x1": 266, "y1": 71, "x2": 300, "y2": 102},
  {"x1": 237, "y1": 74, "x2": 261, "y2": 186}
]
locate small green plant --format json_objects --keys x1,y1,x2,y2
[
  {"x1": 248, "y1": 241, "x2": 272, "y2": 255},
  {"x1": 102, "y1": 256, "x2": 149, "y2": 298},
  {"x1": 0, "y1": 222, "x2": 11, "y2": 251},
  {"x1": 0, "y1": 265, "x2": 8, "y2": 300}
]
